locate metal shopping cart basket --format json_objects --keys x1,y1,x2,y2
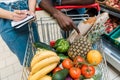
[{"x1": 21, "y1": 3, "x2": 109, "y2": 80}]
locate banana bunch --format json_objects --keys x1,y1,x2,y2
[{"x1": 28, "y1": 49, "x2": 60, "y2": 80}]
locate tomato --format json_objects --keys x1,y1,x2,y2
[
  {"x1": 73, "y1": 56, "x2": 85, "y2": 67},
  {"x1": 52, "y1": 67, "x2": 62, "y2": 73},
  {"x1": 69, "y1": 67, "x2": 81, "y2": 79},
  {"x1": 81, "y1": 65, "x2": 95, "y2": 78},
  {"x1": 62, "y1": 58, "x2": 73, "y2": 69},
  {"x1": 50, "y1": 40, "x2": 55, "y2": 47}
]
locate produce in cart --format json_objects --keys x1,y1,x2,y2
[
  {"x1": 68, "y1": 36, "x2": 92, "y2": 59},
  {"x1": 27, "y1": 12, "x2": 109, "y2": 80},
  {"x1": 28, "y1": 49, "x2": 60, "y2": 80},
  {"x1": 28, "y1": 38, "x2": 103, "y2": 80},
  {"x1": 52, "y1": 48, "x2": 102, "y2": 80},
  {"x1": 87, "y1": 50, "x2": 102, "y2": 66},
  {"x1": 54, "y1": 38, "x2": 70, "y2": 53}
]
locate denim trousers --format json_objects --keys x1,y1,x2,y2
[{"x1": 0, "y1": 1, "x2": 40, "y2": 66}]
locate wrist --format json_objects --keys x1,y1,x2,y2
[
  {"x1": 52, "y1": 10, "x2": 61, "y2": 18},
  {"x1": 29, "y1": 10, "x2": 35, "y2": 13}
]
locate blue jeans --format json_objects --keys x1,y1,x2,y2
[{"x1": 0, "y1": 1, "x2": 40, "y2": 66}]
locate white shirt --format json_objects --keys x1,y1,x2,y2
[{"x1": 0, "y1": 0, "x2": 19, "y2": 4}]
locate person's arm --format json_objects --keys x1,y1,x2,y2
[
  {"x1": 38, "y1": 0, "x2": 95, "y2": 33},
  {"x1": 0, "y1": 8, "x2": 27, "y2": 21},
  {"x1": 38, "y1": 0, "x2": 80, "y2": 33},
  {"x1": 0, "y1": 8, "x2": 13, "y2": 20},
  {"x1": 28, "y1": 0, "x2": 37, "y2": 15}
]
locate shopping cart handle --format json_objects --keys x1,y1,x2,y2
[{"x1": 36, "y1": 3, "x2": 100, "y2": 11}]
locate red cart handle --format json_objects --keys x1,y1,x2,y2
[{"x1": 36, "y1": 3, "x2": 100, "y2": 11}]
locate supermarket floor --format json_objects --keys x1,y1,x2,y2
[{"x1": 0, "y1": 12, "x2": 120, "y2": 80}]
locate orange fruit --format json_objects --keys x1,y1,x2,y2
[{"x1": 87, "y1": 50, "x2": 102, "y2": 65}]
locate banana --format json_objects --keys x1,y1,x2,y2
[
  {"x1": 31, "y1": 56, "x2": 60, "y2": 74},
  {"x1": 39, "y1": 75, "x2": 52, "y2": 80},
  {"x1": 31, "y1": 50, "x2": 57, "y2": 67},
  {"x1": 28, "y1": 73, "x2": 32, "y2": 80},
  {"x1": 30, "y1": 63, "x2": 58, "y2": 80}
]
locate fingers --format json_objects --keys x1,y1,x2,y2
[
  {"x1": 61, "y1": 21, "x2": 80, "y2": 34},
  {"x1": 12, "y1": 12, "x2": 27, "y2": 21},
  {"x1": 62, "y1": 22, "x2": 70, "y2": 31},
  {"x1": 27, "y1": 11, "x2": 35, "y2": 16},
  {"x1": 71, "y1": 23, "x2": 80, "y2": 34},
  {"x1": 13, "y1": 10, "x2": 35, "y2": 21},
  {"x1": 60, "y1": 19, "x2": 80, "y2": 34},
  {"x1": 59, "y1": 19, "x2": 73, "y2": 31},
  {"x1": 20, "y1": 10, "x2": 35, "y2": 16}
]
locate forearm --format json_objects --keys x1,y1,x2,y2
[
  {"x1": 28, "y1": 0, "x2": 37, "y2": 13},
  {"x1": 38, "y1": 0, "x2": 95, "y2": 17},
  {"x1": 39, "y1": 0, "x2": 61, "y2": 17},
  {"x1": 38, "y1": 0, "x2": 80, "y2": 33},
  {"x1": 0, "y1": 8, "x2": 13, "y2": 20}
]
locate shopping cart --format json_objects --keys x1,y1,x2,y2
[{"x1": 21, "y1": 3, "x2": 108, "y2": 80}]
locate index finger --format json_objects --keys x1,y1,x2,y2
[{"x1": 72, "y1": 23, "x2": 80, "y2": 34}]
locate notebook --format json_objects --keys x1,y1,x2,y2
[{"x1": 11, "y1": 15, "x2": 34, "y2": 28}]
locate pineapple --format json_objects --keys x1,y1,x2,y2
[{"x1": 68, "y1": 36, "x2": 92, "y2": 59}]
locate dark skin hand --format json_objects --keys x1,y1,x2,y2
[{"x1": 39, "y1": 0, "x2": 95, "y2": 34}]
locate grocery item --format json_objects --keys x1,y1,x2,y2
[
  {"x1": 54, "y1": 38, "x2": 70, "y2": 53},
  {"x1": 31, "y1": 49, "x2": 57, "y2": 67},
  {"x1": 69, "y1": 67, "x2": 81, "y2": 79},
  {"x1": 73, "y1": 56, "x2": 85, "y2": 68},
  {"x1": 67, "y1": 17, "x2": 96, "y2": 44},
  {"x1": 30, "y1": 63, "x2": 58, "y2": 80},
  {"x1": 68, "y1": 36, "x2": 92, "y2": 59},
  {"x1": 62, "y1": 58, "x2": 73, "y2": 69},
  {"x1": 34, "y1": 42, "x2": 55, "y2": 51},
  {"x1": 39, "y1": 75, "x2": 52, "y2": 80},
  {"x1": 52, "y1": 69, "x2": 69, "y2": 80},
  {"x1": 52, "y1": 67, "x2": 62, "y2": 74},
  {"x1": 31, "y1": 56, "x2": 60, "y2": 74},
  {"x1": 105, "y1": 0, "x2": 120, "y2": 10},
  {"x1": 28, "y1": 49, "x2": 60, "y2": 80},
  {"x1": 87, "y1": 50, "x2": 102, "y2": 65},
  {"x1": 58, "y1": 54, "x2": 69, "y2": 62},
  {"x1": 81, "y1": 65, "x2": 95, "y2": 78}
]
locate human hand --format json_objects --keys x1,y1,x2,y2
[
  {"x1": 53, "y1": 11, "x2": 80, "y2": 34},
  {"x1": 21, "y1": 10, "x2": 36, "y2": 20},
  {"x1": 11, "y1": 10, "x2": 27, "y2": 21},
  {"x1": 21, "y1": 10, "x2": 35, "y2": 16}
]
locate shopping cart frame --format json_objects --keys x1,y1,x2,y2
[{"x1": 21, "y1": 3, "x2": 109, "y2": 80}]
